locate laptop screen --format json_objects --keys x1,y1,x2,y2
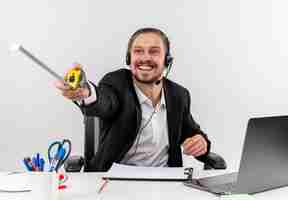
[{"x1": 235, "y1": 115, "x2": 288, "y2": 194}]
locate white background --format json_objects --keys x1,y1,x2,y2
[{"x1": 1, "y1": 0, "x2": 288, "y2": 171}]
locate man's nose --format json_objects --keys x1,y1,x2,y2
[{"x1": 141, "y1": 51, "x2": 152, "y2": 61}]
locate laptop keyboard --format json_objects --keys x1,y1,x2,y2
[
  {"x1": 212, "y1": 181, "x2": 237, "y2": 192},
  {"x1": 184, "y1": 173, "x2": 239, "y2": 195}
]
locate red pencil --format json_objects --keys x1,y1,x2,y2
[{"x1": 98, "y1": 178, "x2": 109, "y2": 194}]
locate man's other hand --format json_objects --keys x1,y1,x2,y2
[{"x1": 182, "y1": 134, "x2": 208, "y2": 157}]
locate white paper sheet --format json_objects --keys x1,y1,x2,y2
[
  {"x1": 0, "y1": 172, "x2": 31, "y2": 193},
  {"x1": 104, "y1": 163, "x2": 187, "y2": 181}
]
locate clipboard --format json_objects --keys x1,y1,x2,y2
[{"x1": 102, "y1": 163, "x2": 193, "y2": 182}]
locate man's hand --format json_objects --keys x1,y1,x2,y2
[
  {"x1": 54, "y1": 65, "x2": 91, "y2": 101},
  {"x1": 54, "y1": 80, "x2": 90, "y2": 101},
  {"x1": 182, "y1": 134, "x2": 208, "y2": 157}
]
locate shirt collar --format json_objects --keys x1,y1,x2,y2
[{"x1": 133, "y1": 83, "x2": 166, "y2": 108}]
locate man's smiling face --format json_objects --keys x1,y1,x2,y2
[{"x1": 130, "y1": 32, "x2": 166, "y2": 84}]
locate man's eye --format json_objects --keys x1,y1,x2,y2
[
  {"x1": 150, "y1": 50, "x2": 160, "y2": 55},
  {"x1": 133, "y1": 49, "x2": 143, "y2": 54}
]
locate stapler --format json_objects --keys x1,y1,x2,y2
[{"x1": 64, "y1": 155, "x2": 84, "y2": 172}]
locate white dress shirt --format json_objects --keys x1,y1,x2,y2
[
  {"x1": 120, "y1": 84, "x2": 169, "y2": 167},
  {"x1": 83, "y1": 82, "x2": 169, "y2": 167}
]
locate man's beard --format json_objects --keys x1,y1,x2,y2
[
  {"x1": 133, "y1": 72, "x2": 162, "y2": 84},
  {"x1": 133, "y1": 60, "x2": 162, "y2": 84}
]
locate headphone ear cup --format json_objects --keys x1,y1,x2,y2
[
  {"x1": 126, "y1": 53, "x2": 131, "y2": 65},
  {"x1": 165, "y1": 54, "x2": 173, "y2": 68}
]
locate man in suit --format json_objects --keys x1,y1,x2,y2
[{"x1": 55, "y1": 27, "x2": 210, "y2": 171}]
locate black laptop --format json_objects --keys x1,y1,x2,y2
[{"x1": 184, "y1": 116, "x2": 288, "y2": 195}]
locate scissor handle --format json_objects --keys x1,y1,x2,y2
[
  {"x1": 61, "y1": 139, "x2": 72, "y2": 163},
  {"x1": 48, "y1": 139, "x2": 72, "y2": 172},
  {"x1": 48, "y1": 141, "x2": 62, "y2": 162},
  {"x1": 55, "y1": 139, "x2": 72, "y2": 171}
]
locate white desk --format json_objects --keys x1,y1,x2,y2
[{"x1": 0, "y1": 173, "x2": 287, "y2": 200}]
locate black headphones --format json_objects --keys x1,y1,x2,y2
[{"x1": 125, "y1": 28, "x2": 174, "y2": 68}]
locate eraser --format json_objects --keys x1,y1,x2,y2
[{"x1": 10, "y1": 44, "x2": 21, "y2": 52}]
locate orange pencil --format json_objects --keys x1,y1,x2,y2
[{"x1": 98, "y1": 178, "x2": 109, "y2": 194}]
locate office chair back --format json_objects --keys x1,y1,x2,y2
[{"x1": 83, "y1": 116, "x2": 99, "y2": 171}]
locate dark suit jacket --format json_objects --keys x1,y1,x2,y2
[{"x1": 80, "y1": 68, "x2": 211, "y2": 171}]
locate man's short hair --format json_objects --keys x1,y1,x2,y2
[{"x1": 127, "y1": 27, "x2": 170, "y2": 55}]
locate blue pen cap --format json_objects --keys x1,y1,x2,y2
[
  {"x1": 23, "y1": 158, "x2": 33, "y2": 171},
  {"x1": 36, "y1": 153, "x2": 40, "y2": 167},
  {"x1": 32, "y1": 157, "x2": 38, "y2": 170},
  {"x1": 39, "y1": 158, "x2": 45, "y2": 171}
]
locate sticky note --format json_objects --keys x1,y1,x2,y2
[{"x1": 220, "y1": 194, "x2": 255, "y2": 200}]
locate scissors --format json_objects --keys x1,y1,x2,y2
[{"x1": 48, "y1": 139, "x2": 71, "y2": 172}]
